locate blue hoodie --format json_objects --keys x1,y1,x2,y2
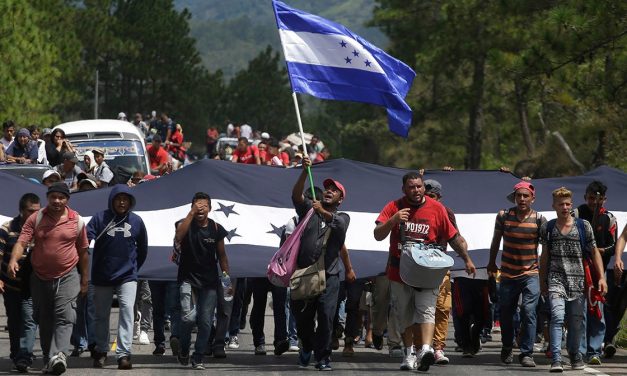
[{"x1": 87, "y1": 185, "x2": 148, "y2": 286}]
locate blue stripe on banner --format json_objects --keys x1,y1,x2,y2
[{"x1": 274, "y1": 1, "x2": 348, "y2": 36}]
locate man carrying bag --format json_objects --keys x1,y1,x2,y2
[{"x1": 290, "y1": 157, "x2": 350, "y2": 371}]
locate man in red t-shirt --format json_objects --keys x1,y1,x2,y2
[
  {"x1": 374, "y1": 172, "x2": 475, "y2": 372},
  {"x1": 147, "y1": 135, "x2": 170, "y2": 175},
  {"x1": 264, "y1": 139, "x2": 290, "y2": 167},
  {"x1": 231, "y1": 137, "x2": 260, "y2": 165}
]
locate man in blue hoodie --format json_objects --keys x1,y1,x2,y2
[{"x1": 86, "y1": 185, "x2": 148, "y2": 370}]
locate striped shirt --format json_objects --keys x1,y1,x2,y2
[
  {"x1": 495, "y1": 207, "x2": 546, "y2": 279},
  {"x1": 0, "y1": 217, "x2": 30, "y2": 292}
]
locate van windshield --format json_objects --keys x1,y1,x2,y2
[{"x1": 73, "y1": 139, "x2": 148, "y2": 174}]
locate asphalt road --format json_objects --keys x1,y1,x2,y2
[{"x1": 0, "y1": 295, "x2": 625, "y2": 375}]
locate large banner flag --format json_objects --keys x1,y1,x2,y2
[
  {"x1": 0, "y1": 160, "x2": 625, "y2": 281},
  {"x1": 272, "y1": 0, "x2": 416, "y2": 137}
]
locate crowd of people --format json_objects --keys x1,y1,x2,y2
[{"x1": 0, "y1": 115, "x2": 626, "y2": 374}]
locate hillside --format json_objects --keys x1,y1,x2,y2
[{"x1": 175, "y1": 0, "x2": 388, "y2": 78}]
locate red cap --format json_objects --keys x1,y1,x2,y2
[
  {"x1": 507, "y1": 181, "x2": 535, "y2": 202},
  {"x1": 323, "y1": 178, "x2": 346, "y2": 199}
]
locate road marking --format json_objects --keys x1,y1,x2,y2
[{"x1": 584, "y1": 367, "x2": 610, "y2": 376}]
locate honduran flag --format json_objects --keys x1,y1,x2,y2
[
  {"x1": 272, "y1": 0, "x2": 416, "y2": 138},
  {"x1": 0, "y1": 160, "x2": 625, "y2": 282}
]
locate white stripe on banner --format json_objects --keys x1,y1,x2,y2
[{"x1": 279, "y1": 30, "x2": 384, "y2": 74}]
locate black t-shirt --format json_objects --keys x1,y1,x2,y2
[
  {"x1": 293, "y1": 197, "x2": 350, "y2": 275},
  {"x1": 177, "y1": 218, "x2": 228, "y2": 288}
]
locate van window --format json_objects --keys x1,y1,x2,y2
[{"x1": 73, "y1": 139, "x2": 148, "y2": 174}]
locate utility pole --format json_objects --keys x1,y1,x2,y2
[{"x1": 94, "y1": 70, "x2": 99, "y2": 119}]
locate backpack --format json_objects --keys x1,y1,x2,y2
[{"x1": 546, "y1": 218, "x2": 605, "y2": 319}]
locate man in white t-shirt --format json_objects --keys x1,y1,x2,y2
[
  {"x1": 92, "y1": 148, "x2": 114, "y2": 187},
  {"x1": 239, "y1": 123, "x2": 252, "y2": 139}
]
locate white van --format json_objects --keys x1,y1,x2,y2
[{"x1": 54, "y1": 119, "x2": 150, "y2": 176}]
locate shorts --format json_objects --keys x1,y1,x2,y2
[{"x1": 390, "y1": 280, "x2": 438, "y2": 329}]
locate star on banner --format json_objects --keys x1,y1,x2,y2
[
  {"x1": 216, "y1": 203, "x2": 238, "y2": 217},
  {"x1": 364, "y1": 59, "x2": 372, "y2": 67},
  {"x1": 267, "y1": 223, "x2": 286, "y2": 238},
  {"x1": 225, "y1": 228, "x2": 241, "y2": 242},
  {"x1": 339, "y1": 40, "x2": 347, "y2": 48},
  {"x1": 345, "y1": 56, "x2": 352, "y2": 64},
  {"x1": 352, "y1": 50, "x2": 359, "y2": 57}
]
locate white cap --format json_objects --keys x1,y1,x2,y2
[
  {"x1": 117, "y1": 112, "x2": 127, "y2": 120},
  {"x1": 261, "y1": 132, "x2": 270, "y2": 139},
  {"x1": 42, "y1": 170, "x2": 61, "y2": 181}
]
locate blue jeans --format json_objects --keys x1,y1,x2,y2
[
  {"x1": 3, "y1": 289, "x2": 37, "y2": 365},
  {"x1": 93, "y1": 281, "x2": 137, "y2": 358},
  {"x1": 179, "y1": 282, "x2": 217, "y2": 363},
  {"x1": 149, "y1": 281, "x2": 180, "y2": 347},
  {"x1": 285, "y1": 289, "x2": 298, "y2": 346},
  {"x1": 71, "y1": 284, "x2": 95, "y2": 351},
  {"x1": 499, "y1": 275, "x2": 539, "y2": 356},
  {"x1": 228, "y1": 278, "x2": 247, "y2": 338},
  {"x1": 549, "y1": 293, "x2": 585, "y2": 363},
  {"x1": 579, "y1": 302, "x2": 605, "y2": 359}
]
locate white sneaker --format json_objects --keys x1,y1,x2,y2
[
  {"x1": 434, "y1": 349, "x2": 449, "y2": 365},
  {"x1": 227, "y1": 336, "x2": 240, "y2": 349},
  {"x1": 417, "y1": 347, "x2": 435, "y2": 372},
  {"x1": 400, "y1": 346, "x2": 417, "y2": 370},
  {"x1": 139, "y1": 330, "x2": 150, "y2": 345}
]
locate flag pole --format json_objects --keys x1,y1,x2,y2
[{"x1": 291, "y1": 92, "x2": 316, "y2": 198}]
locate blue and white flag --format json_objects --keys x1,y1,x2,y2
[{"x1": 272, "y1": 0, "x2": 416, "y2": 138}]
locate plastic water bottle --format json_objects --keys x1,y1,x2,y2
[{"x1": 221, "y1": 272, "x2": 233, "y2": 302}]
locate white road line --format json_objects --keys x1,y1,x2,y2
[{"x1": 584, "y1": 367, "x2": 610, "y2": 376}]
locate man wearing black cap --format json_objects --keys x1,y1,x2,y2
[
  {"x1": 6, "y1": 128, "x2": 39, "y2": 164},
  {"x1": 54, "y1": 152, "x2": 83, "y2": 191},
  {"x1": 8, "y1": 182, "x2": 89, "y2": 375},
  {"x1": 291, "y1": 157, "x2": 350, "y2": 371}
]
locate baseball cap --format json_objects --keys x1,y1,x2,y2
[
  {"x1": 424, "y1": 179, "x2": 443, "y2": 197},
  {"x1": 78, "y1": 178, "x2": 98, "y2": 190},
  {"x1": 62, "y1": 152, "x2": 79, "y2": 164},
  {"x1": 507, "y1": 181, "x2": 535, "y2": 203},
  {"x1": 92, "y1": 147, "x2": 105, "y2": 156},
  {"x1": 117, "y1": 112, "x2": 127, "y2": 120},
  {"x1": 323, "y1": 178, "x2": 346, "y2": 199},
  {"x1": 47, "y1": 182, "x2": 70, "y2": 198},
  {"x1": 42, "y1": 170, "x2": 61, "y2": 181},
  {"x1": 261, "y1": 132, "x2": 270, "y2": 139}
]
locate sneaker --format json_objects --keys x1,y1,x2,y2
[
  {"x1": 569, "y1": 353, "x2": 584, "y2": 370},
  {"x1": 434, "y1": 349, "x2": 449, "y2": 365},
  {"x1": 170, "y1": 337, "x2": 181, "y2": 356},
  {"x1": 117, "y1": 356, "x2": 132, "y2": 370},
  {"x1": 298, "y1": 350, "x2": 312, "y2": 369},
  {"x1": 274, "y1": 340, "x2": 290, "y2": 356},
  {"x1": 400, "y1": 346, "x2": 417, "y2": 370},
  {"x1": 417, "y1": 347, "x2": 435, "y2": 372},
  {"x1": 227, "y1": 336, "x2": 240, "y2": 349},
  {"x1": 255, "y1": 344, "x2": 267, "y2": 355},
  {"x1": 462, "y1": 350, "x2": 474, "y2": 358},
  {"x1": 177, "y1": 353, "x2": 189, "y2": 366},
  {"x1": 342, "y1": 342, "x2": 355, "y2": 357},
  {"x1": 519, "y1": 354, "x2": 536, "y2": 367},
  {"x1": 138, "y1": 331, "x2": 150, "y2": 345},
  {"x1": 500, "y1": 347, "x2": 513, "y2": 364},
  {"x1": 492, "y1": 320, "x2": 501, "y2": 333},
  {"x1": 318, "y1": 358, "x2": 333, "y2": 371},
  {"x1": 69, "y1": 348, "x2": 84, "y2": 357},
  {"x1": 213, "y1": 346, "x2": 226, "y2": 358},
  {"x1": 549, "y1": 361, "x2": 563, "y2": 373},
  {"x1": 372, "y1": 334, "x2": 384, "y2": 350},
  {"x1": 49, "y1": 352, "x2": 67, "y2": 375},
  {"x1": 15, "y1": 359, "x2": 29, "y2": 373},
  {"x1": 389, "y1": 345, "x2": 403, "y2": 358},
  {"x1": 289, "y1": 343, "x2": 300, "y2": 352},
  {"x1": 603, "y1": 343, "x2": 616, "y2": 359},
  {"x1": 191, "y1": 360, "x2": 205, "y2": 370},
  {"x1": 152, "y1": 344, "x2": 165, "y2": 356},
  {"x1": 92, "y1": 352, "x2": 106, "y2": 368},
  {"x1": 587, "y1": 355, "x2": 601, "y2": 365}
]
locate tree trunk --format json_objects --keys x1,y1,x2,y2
[
  {"x1": 515, "y1": 78, "x2": 534, "y2": 157},
  {"x1": 592, "y1": 130, "x2": 607, "y2": 167},
  {"x1": 465, "y1": 54, "x2": 486, "y2": 169}
]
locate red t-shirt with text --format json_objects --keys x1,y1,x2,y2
[{"x1": 376, "y1": 196, "x2": 458, "y2": 282}]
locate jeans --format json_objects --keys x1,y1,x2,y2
[
  {"x1": 31, "y1": 268, "x2": 80, "y2": 362},
  {"x1": 134, "y1": 280, "x2": 152, "y2": 331},
  {"x1": 579, "y1": 303, "x2": 605, "y2": 359},
  {"x1": 549, "y1": 293, "x2": 585, "y2": 363},
  {"x1": 71, "y1": 284, "x2": 95, "y2": 351},
  {"x1": 149, "y1": 281, "x2": 180, "y2": 347},
  {"x1": 285, "y1": 289, "x2": 298, "y2": 346},
  {"x1": 228, "y1": 278, "x2": 247, "y2": 337},
  {"x1": 179, "y1": 282, "x2": 217, "y2": 363},
  {"x1": 3, "y1": 289, "x2": 37, "y2": 365},
  {"x1": 208, "y1": 277, "x2": 235, "y2": 349},
  {"x1": 341, "y1": 279, "x2": 366, "y2": 342},
  {"x1": 249, "y1": 277, "x2": 287, "y2": 347},
  {"x1": 452, "y1": 277, "x2": 488, "y2": 350},
  {"x1": 499, "y1": 275, "x2": 540, "y2": 356},
  {"x1": 93, "y1": 281, "x2": 137, "y2": 358},
  {"x1": 292, "y1": 274, "x2": 340, "y2": 362}
]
